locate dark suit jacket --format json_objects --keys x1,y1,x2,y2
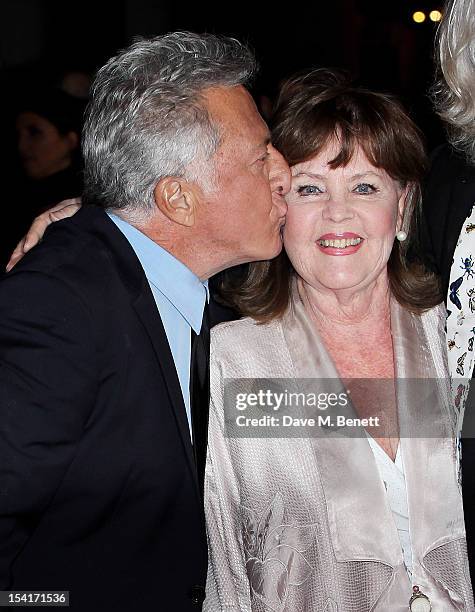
[
  {"x1": 422, "y1": 144, "x2": 475, "y2": 295},
  {"x1": 422, "y1": 143, "x2": 475, "y2": 584},
  {"x1": 0, "y1": 206, "x2": 207, "y2": 610}
]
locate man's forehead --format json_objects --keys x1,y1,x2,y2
[
  {"x1": 202, "y1": 84, "x2": 251, "y2": 112},
  {"x1": 203, "y1": 85, "x2": 269, "y2": 142}
]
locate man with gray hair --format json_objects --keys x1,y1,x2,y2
[{"x1": 0, "y1": 32, "x2": 289, "y2": 610}]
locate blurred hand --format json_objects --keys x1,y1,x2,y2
[{"x1": 6, "y1": 198, "x2": 82, "y2": 272}]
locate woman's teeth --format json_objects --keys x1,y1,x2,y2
[{"x1": 317, "y1": 237, "x2": 362, "y2": 248}]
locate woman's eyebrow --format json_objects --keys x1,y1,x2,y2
[{"x1": 349, "y1": 171, "x2": 382, "y2": 180}]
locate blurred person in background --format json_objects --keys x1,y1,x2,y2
[
  {"x1": 0, "y1": 88, "x2": 85, "y2": 268},
  {"x1": 421, "y1": 0, "x2": 475, "y2": 584},
  {"x1": 59, "y1": 69, "x2": 92, "y2": 99},
  {"x1": 16, "y1": 88, "x2": 84, "y2": 206}
]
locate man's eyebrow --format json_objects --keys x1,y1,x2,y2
[
  {"x1": 292, "y1": 171, "x2": 326, "y2": 179},
  {"x1": 253, "y1": 135, "x2": 272, "y2": 151}
]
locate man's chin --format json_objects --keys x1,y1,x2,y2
[
  {"x1": 233, "y1": 236, "x2": 284, "y2": 267},
  {"x1": 257, "y1": 237, "x2": 284, "y2": 261}
]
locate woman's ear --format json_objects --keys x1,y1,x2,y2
[
  {"x1": 153, "y1": 177, "x2": 200, "y2": 227},
  {"x1": 396, "y1": 184, "x2": 410, "y2": 233}
]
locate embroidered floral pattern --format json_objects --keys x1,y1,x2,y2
[{"x1": 241, "y1": 492, "x2": 315, "y2": 611}]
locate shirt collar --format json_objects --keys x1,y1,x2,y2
[{"x1": 108, "y1": 212, "x2": 208, "y2": 333}]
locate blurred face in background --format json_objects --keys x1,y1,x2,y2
[{"x1": 16, "y1": 112, "x2": 78, "y2": 180}]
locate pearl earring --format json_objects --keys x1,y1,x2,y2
[{"x1": 396, "y1": 230, "x2": 407, "y2": 242}]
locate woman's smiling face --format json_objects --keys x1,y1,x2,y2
[{"x1": 283, "y1": 139, "x2": 407, "y2": 294}]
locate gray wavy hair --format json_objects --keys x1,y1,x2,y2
[
  {"x1": 433, "y1": 0, "x2": 475, "y2": 164},
  {"x1": 82, "y1": 31, "x2": 257, "y2": 220}
]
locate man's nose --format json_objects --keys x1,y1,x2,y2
[{"x1": 268, "y1": 145, "x2": 291, "y2": 198}]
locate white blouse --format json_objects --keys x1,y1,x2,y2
[{"x1": 367, "y1": 438, "x2": 412, "y2": 575}]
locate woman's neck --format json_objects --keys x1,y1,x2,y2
[
  {"x1": 298, "y1": 274, "x2": 392, "y2": 333},
  {"x1": 297, "y1": 275, "x2": 398, "y2": 459}
]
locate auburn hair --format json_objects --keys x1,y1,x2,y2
[{"x1": 219, "y1": 70, "x2": 441, "y2": 321}]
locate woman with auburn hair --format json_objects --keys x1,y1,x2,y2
[{"x1": 204, "y1": 71, "x2": 472, "y2": 611}]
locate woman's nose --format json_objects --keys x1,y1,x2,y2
[{"x1": 322, "y1": 198, "x2": 354, "y2": 223}]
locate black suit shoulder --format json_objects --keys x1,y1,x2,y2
[
  {"x1": 422, "y1": 144, "x2": 475, "y2": 295},
  {"x1": 8, "y1": 206, "x2": 141, "y2": 299},
  {"x1": 426, "y1": 144, "x2": 475, "y2": 199}
]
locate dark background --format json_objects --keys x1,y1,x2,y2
[
  {"x1": 1, "y1": 0, "x2": 446, "y2": 138},
  {"x1": 1, "y1": 0, "x2": 446, "y2": 257}
]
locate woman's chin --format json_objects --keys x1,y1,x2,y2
[{"x1": 301, "y1": 272, "x2": 378, "y2": 294}]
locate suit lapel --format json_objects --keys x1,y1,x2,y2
[
  {"x1": 391, "y1": 302, "x2": 465, "y2": 565},
  {"x1": 132, "y1": 284, "x2": 200, "y2": 497},
  {"x1": 281, "y1": 291, "x2": 402, "y2": 566},
  {"x1": 281, "y1": 290, "x2": 464, "y2": 567},
  {"x1": 78, "y1": 208, "x2": 200, "y2": 498}
]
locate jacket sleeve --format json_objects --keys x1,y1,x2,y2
[
  {"x1": 203, "y1": 348, "x2": 252, "y2": 612},
  {"x1": 0, "y1": 270, "x2": 97, "y2": 588}
]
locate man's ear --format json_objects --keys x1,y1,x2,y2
[{"x1": 153, "y1": 177, "x2": 199, "y2": 227}]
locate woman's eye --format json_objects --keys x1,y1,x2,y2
[
  {"x1": 297, "y1": 184, "x2": 323, "y2": 196},
  {"x1": 353, "y1": 182, "x2": 378, "y2": 194}
]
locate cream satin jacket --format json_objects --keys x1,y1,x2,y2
[{"x1": 204, "y1": 294, "x2": 474, "y2": 611}]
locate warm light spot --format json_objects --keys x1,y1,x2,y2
[
  {"x1": 429, "y1": 10, "x2": 442, "y2": 21},
  {"x1": 413, "y1": 11, "x2": 426, "y2": 23}
]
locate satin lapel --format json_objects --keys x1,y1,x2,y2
[
  {"x1": 132, "y1": 285, "x2": 199, "y2": 497},
  {"x1": 391, "y1": 302, "x2": 464, "y2": 566},
  {"x1": 281, "y1": 294, "x2": 402, "y2": 566}
]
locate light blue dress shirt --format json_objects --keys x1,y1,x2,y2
[{"x1": 108, "y1": 212, "x2": 208, "y2": 437}]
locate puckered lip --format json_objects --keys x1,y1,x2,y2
[{"x1": 317, "y1": 232, "x2": 362, "y2": 240}]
